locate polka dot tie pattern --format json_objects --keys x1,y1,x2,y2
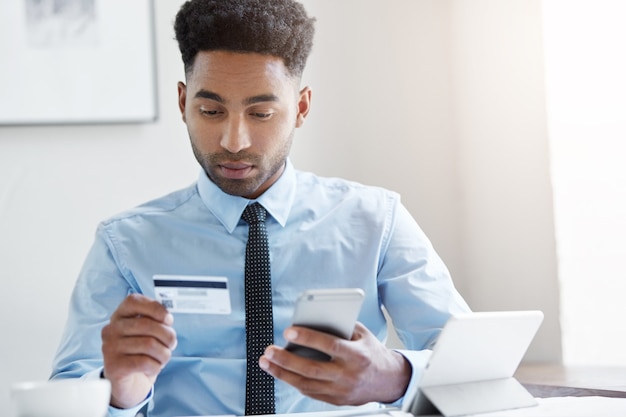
[{"x1": 242, "y1": 203, "x2": 276, "y2": 415}]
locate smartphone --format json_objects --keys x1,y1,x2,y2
[{"x1": 285, "y1": 288, "x2": 365, "y2": 361}]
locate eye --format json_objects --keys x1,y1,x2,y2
[
  {"x1": 200, "y1": 109, "x2": 222, "y2": 116},
  {"x1": 251, "y1": 112, "x2": 273, "y2": 119}
]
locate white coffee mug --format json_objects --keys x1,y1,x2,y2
[{"x1": 11, "y1": 378, "x2": 111, "y2": 417}]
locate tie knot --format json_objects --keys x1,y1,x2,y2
[{"x1": 242, "y1": 202, "x2": 267, "y2": 225}]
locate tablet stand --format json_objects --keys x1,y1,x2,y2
[{"x1": 406, "y1": 377, "x2": 537, "y2": 416}]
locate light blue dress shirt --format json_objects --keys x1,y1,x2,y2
[{"x1": 51, "y1": 160, "x2": 470, "y2": 417}]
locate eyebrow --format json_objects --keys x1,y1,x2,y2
[
  {"x1": 244, "y1": 94, "x2": 279, "y2": 105},
  {"x1": 193, "y1": 89, "x2": 279, "y2": 106},
  {"x1": 194, "y1": 90, "x2": 224, "y2": 103}
]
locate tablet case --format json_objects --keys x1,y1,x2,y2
[{"x1": 403, "y1": 310, "x2": 544, "y2": 417}]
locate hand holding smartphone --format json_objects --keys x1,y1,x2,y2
[{"x1": 285, "y1": 288, "x2": 365, "y2": 361}]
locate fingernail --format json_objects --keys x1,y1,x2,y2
[
  {"x1": 165, "y1": 313, "x2": 174, "y2": 325},
  {"x1": 259, "y1": 357, "x2": 269, "y2": 370},
  {"x1": 285, "y1": 328, "x2": 298, "y2": 341}
]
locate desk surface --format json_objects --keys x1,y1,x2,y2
[{"x1": 515, "y1": 363, "x2": 626, "y2": 398}]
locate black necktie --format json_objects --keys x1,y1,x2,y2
[{"x1": 242, "y1": 203, "x2": 275, "y2": 415}]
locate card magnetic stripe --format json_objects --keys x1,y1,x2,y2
[{"x1": 154, "y1": 280, "x2": 227, "y2": 289}]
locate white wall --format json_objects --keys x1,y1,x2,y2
[
  {"x1": 299, "y1": 0, "x2": 561, "y2": 362},
  {"x1": 298, "y1": 0, "x2": 464, "y2": 287},
  {"x1": 0, "y1": 0, "x2": 561, "y2": 413},
  {"x1": 543, "y1": 0, "x2": 626, "y2": 365},
  {"x1": 0, "y1": 3, "x2": 195, "y2": 414},
  {"x1": 448, "y1": 0, "x2": 561, "y2": 362}
]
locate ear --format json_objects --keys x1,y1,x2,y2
[
  {"x1": 177, "y1": 81, "x2": 187, "y2": 123},
  {"x1": 295, "y1": 86, "x2": 312, "y2": 128}
]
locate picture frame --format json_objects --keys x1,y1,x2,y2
[{"x1": 0, "y1": 0, "x2": 158, "y2": 125}]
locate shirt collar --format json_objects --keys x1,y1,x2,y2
[{"x1": 197, "y1": 159, "x2": 296, "y2": 233}]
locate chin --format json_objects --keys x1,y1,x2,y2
[{"x1": 219, "y1": 180, "x2": 261, "y2": 198}]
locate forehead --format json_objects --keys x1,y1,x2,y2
[{"x1": 186, "y1": 51, "x2": 297, "y2": 99}]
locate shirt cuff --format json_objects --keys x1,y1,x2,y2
[
  {"x1": 107, "y1": 398, "x2": 151, "y2": 417},
  {"x1": 385, "y1": 349, "x2": 432, "y2": 407},
  {"x1": 80, "y1": 368, "x2": 153, "y2": 417}
]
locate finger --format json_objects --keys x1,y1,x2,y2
[
  {"x1": 105, "y1": 335, "x2": 174, "y2": 366},
  {"x1": 103, "y1": 315, "x2": 178, "y2": 350},
  {"x1": 350, "y1": 321, "x2": 368, "y2": 339},
  {"x1": 112, "y1": 293, "x2": 172, "y2": 324},
  {"x1": 262, "y1": 344, "x2": 342, "y2": 381},
  {"x1": 102, "y1": 333, "x2": 175, "y2": 384},
  {"x1": 259, "y1": 348, "x2": 352, "y2": 404},
  {"x1": 260, "y1": 348, "x2": 329, "y2": 390},
  {"x1": 284, "y1": 326, "x2": 350, "y2": 361},
  {"x1": 103, "y1": 351, "x2": 165, "y2": 381},
  {"x1": 120, "y1": 314, "x2": 177, "y2": 345}
]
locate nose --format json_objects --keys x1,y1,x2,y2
[{"x1": 220, "y1": 115, "x2": 251, "y2": 153}]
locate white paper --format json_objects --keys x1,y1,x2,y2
[{"x1": 467, "y1": 396, "x2": 626, "y2": 417}]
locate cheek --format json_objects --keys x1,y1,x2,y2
[
  {"x1": 269, "y1": 113, "x2": 297, "y2": 139},
  {"x1": 260, "y1": 125, "x2": 293, "y2": 152},
  {"x1": 187, "y1": 123, "x2": 220, "y2": 150}
]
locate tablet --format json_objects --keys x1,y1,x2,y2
[
  {"x1": 404, "y1": 310, "x2": 544, "y2": 416},
  {"x1": 420, "y1": 310, "x2": 544, "y2": 386}
]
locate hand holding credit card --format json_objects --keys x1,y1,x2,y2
[{"x1": 153, "y1": 275, "x2": 231, "y2": 314}]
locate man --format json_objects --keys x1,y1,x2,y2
[{"x1": 51, "y1": 0, "x2": 470, "y2": 416}]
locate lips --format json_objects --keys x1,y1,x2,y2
[{"x1": 219, "y1": 162, "x2": 254, "y2": 179}]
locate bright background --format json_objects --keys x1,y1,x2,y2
[
  {"x1": 543, "y1": 0, "x2": 626, "y2": 365},
  {"x1": 1, "y1": 0, "x2": 624, "y2": 414}
]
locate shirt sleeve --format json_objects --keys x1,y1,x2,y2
[
  {"x1": 384, "y1": 349, "x2": 432, "y2": 407},
  {"x1": 377, "y1": 196, "x2": 471, "y2": 399},
  {"x1": 76, "y1": 368, "x2": 153, "y2": 417},
  {"x1": 108, "y1": 392, "x2": 152, "y2": 417},
  {"x1": 51, "y1": 225, "x2": 137, "y2": 379},
  {"x1": 50, "y1": 226, "x2": 150, "y2": 415}
]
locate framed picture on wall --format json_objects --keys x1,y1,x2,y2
[{"x1": 0, "y1": 0, "x2": 158, "y2": 125}]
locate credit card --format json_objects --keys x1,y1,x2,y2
[{"x1": 153, "y1": 275, "x2": 231, "y2": 314}]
